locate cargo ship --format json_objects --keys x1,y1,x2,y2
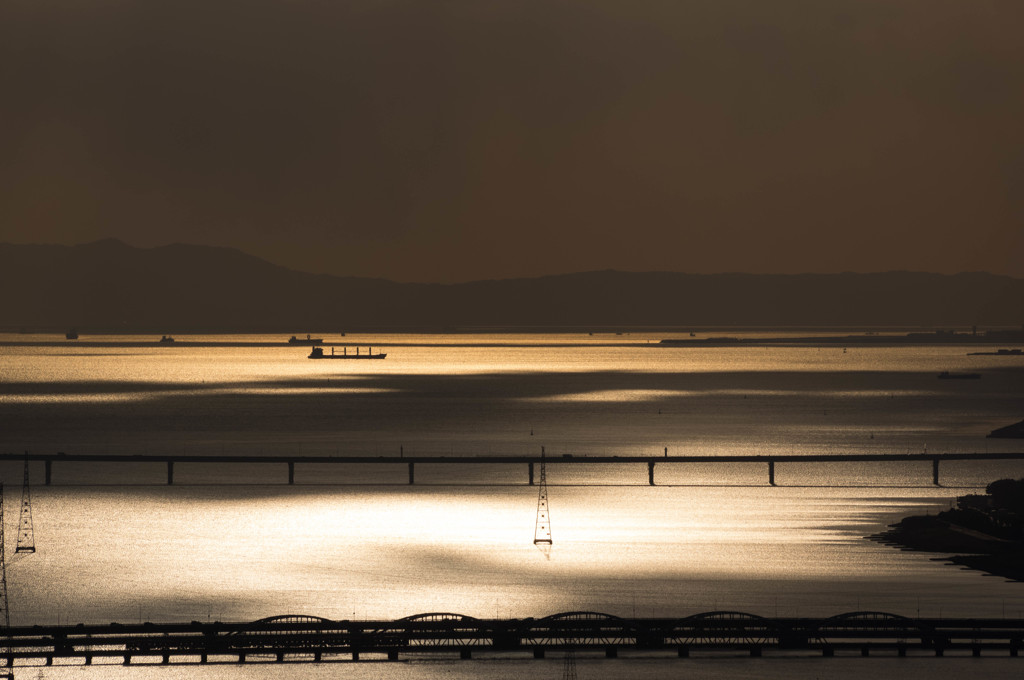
[
  {"x1": 289, "y1": 334, "x2": 324, "y2": 345},
  {"x1": 308, "y1": 346, "x2": 386, "y2": 360}
]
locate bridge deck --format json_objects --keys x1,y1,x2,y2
[
  {"x1": 2, "y1": 613, "x2": 1023, "y2": 664},
  {"x1": 4, "y1": 451, "x2": 1023, "y2": 486}
]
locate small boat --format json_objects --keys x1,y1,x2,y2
[
  {"x1": 308, "y1": 346, "x2": 386, "y2": 360},
  {"x1": 159, "y1": 335, "x2": 175, "y2": 343},
  {"x1": 938, "y1": 371, "x2": 980, "y2": 379},
  {"x1": 289, "y1": 334, "x2": 324, "y2": 345},
  {"x1": 968, "y1": 348, "x2": 1023, "y2": 356}
]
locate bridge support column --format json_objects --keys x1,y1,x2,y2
[
  {"x1": 768, "y1": 460, "x2": 776, "y2": 486},
  {"x1": 749, "y1": 646, "x2": 762, "y2": 657},
  {"x1": 200, "y1": 654, "x2": 208, "y2": 664},
  {"x1": 605, "y1": 646, "x2": 618, "y2": 658},
  {"x1": 861, "y1": 646, "x2": 869, "y2": 657},
  {"x1": 973, "y1": 647, "x2": 981, "y2": 657},
  {"x1": 386, "y1": 651, "x2": 397, "y2": 661},
  {"x1": 934, "y1": 647, "x2": 944, "y2": 657},
  {"x1": 238, "y1": 653, "x2": 246, "y2": 663},
  {"x1": 822, "y1": 647, "x2": 834, "y2": 657},
  {"x1": 932, "y1": 458, "x2": 940, "y2": 486},
  {"x1": 460, "y1": 649, "x2": 472, "y2": 659},
  {"x1": 533, "y1": 648, "x2": 545, "y2": 659},
  {"x1": 45, "y1": 460, "x2": 52, "y2": 485},
  {"x1": 408, "y1": 462, "x2": 415, "y2": 485},
  {"x1": 648, "y1": 462, "x2": 655, "y2": 486},
  {"x1": 85, "y1": 655, "x2": 93, "y2": 665},
  {"x1": 162, "y1": 654, "x2": 170, "y2": 664},
  {"x1": 167, "y1": 461, "x2": 174, "y2": 485},
  {"x1": 529, "y1": 462, "x2": 534, "y2": 485},
  {"x1": 46, "y1": 656, "x2": 53, "y2": 666},
  {"x1": 678, "y1": 646, "x2": 689, "y2": 658},
  {"x1": 898, "y1": 644, "x2": 906, "y2": 657},
  {"x1": 352, "y1": 652, "x2": 360, "y2": 661},
  {"x1": 123, "y1": 655, "x2": 131, "y2": 665},
  {"x1": 288, "y1": 462, "x2": 295, "y2": 485},
  {"x1": 314, "y1": 651, "x2": 321, "y2": 661}
]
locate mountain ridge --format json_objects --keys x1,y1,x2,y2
[{"x1": 1, "y1": 240, "x2": 1021, "y2": 332}]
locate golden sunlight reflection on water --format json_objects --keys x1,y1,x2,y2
[{"x1": 11, "y1": 484, "x2": 1022, "y2": 628}]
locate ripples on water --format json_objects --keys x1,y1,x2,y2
[{"x1": 2, "y1": 334, "x2": 1024, "y2": 678}]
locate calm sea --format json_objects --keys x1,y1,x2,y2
[{"x1": 1, "y1": 332, "x2": 1023, "y2": 679}]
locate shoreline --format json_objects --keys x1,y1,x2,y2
[{"x1": 870, "y1": 514, "x2": 1024, "y2": 582}]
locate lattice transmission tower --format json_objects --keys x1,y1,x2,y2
[
  {"x1": 16, "y1": 455, "x2": 35, "y2": 554},
  {"x1": 562, "y1": 648, "x2": 578, "y2": 680},
  {"x1": 0, "y1": 483, "x2": 10, "y2": 630},
  {"x1": 534, "y1": 448, "x2": 552, "y2": 554}
]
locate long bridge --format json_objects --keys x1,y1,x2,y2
[
  {"x1": 3, "y1": 451, "x2": 1024, "y2": 487},
  {"x1": 3, "y1": 611, "x2": 1024, "y2": 666}
]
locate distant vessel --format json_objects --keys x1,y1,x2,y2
[
  {"x1": 308, "y1": 346, "x2": 386, "y2": 360},
  {"x1": 159, "y1": 335, "x2": 175, "y2": 343},
  {"x1": 65, "y1": 329, "x2": 78, "y2": 340},
  {"x1": 967, "y1": 348, "x2": 1023, "y2": 356},
  {"x1": 938, "y1": 371, "x2": 980, "y2": 379},
  {"x1": 289, "y1": 334, "x2": 323, "y2": 345}
]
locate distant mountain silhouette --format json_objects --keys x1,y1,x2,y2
[{"x1": 1, "y1": 240, "x2": 1022, "y2": 332}]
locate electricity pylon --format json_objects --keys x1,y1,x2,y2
[
  {"x1": 534, "y1": 448, "x2": 552, "y2": 555},
  {"x1": 562, "y1": 648, "x2": 578, "y2": 680},
  {"x1": 0, "y1": 483, "x2": 10, "y2": 629},
  {"x1": 16, "y1": 455, "x2": 35, "y2": 554}
]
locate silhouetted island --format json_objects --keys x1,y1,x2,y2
[
  {"x1": 989, "y1": 419, "x2": 1024, "y2": 439},
  {"x1": 871, "y1": 479, "x2": 1024, "y2": 580}
]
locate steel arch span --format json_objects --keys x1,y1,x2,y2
[{"x1": 522, "y1": 611, "x2": 636, "y2": 647}]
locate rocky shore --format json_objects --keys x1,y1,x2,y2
[
  {"x1": 870, "y1": 479, "x2": 1024, "y2": 581},
  {"x1": 871, "y1": 514, "x2": 1024, "y2": 581}
]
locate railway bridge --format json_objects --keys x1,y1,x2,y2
[{"x1": 3, "y1": 611, "x2": 1024, "y2": 666}]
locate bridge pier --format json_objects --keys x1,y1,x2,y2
[
  {"x1": 648, "y1": 461, "x2": 655, "y2": 486},
  {"x1": 353, "y1": 651, "x2": 360, "y2": 661},
  {"x1": 898, "y1": 644, "x2": 906, "y2": 657},
  {"x1": 861, "y1": 646, "x2": 869, "y2": 657},
  {"x1": 277, "y1": 652, "x2": 285, "y2": 662},
  {"x1": 200, "y1": 654, "x2": 208, "y2": 664},
  {"x1": 533, "y1": 648, "x2": 545, "y2": 659},
  {"x1": 932, "y1": 458, "x2": 940, "y2": 486},
  {"x1": 386, "y1": 651, "x2": 396, "y2": 661},
  {"x1": 529, "y1": 462, "x2": 534, "y2": 485},
  {"x1": 162, "y1": 654, "x2": 170, "y2": 664},
  {"x1": 973, "y1": 646, "x2": 981, "y2": 657},
  {"x1": 822, "y1": 647, "x2": 834, "y2": 657},
  {"x1": 460, "y1": 649, "x2": 472, "y2": 659},
  {"x1": 123, "y1": 655, "x2": 131, "y2": 665},
  {"x1": 45, "y1": 656, "x2": 53, "y2": 666},
  {"x1": 238, "y1": 653, "x2": 246, "y2": 663},
  {"x1": 288, "y1": 462, "x2": 295, "y2": 485},
  {"x1": 749, "y1": 646, "x2": 762, "y2": 657},
  {"x1": 678, "y1": 646, "x2": 689, "y2": 658},
  {"x1": 605, "y1": 646, "x2": 618, "y2": 658},
  {"x1": 768, "y1": 460, "x2": 776, "y2": 486},
  {"x1": 408, "y1": 462, "x2": 415, "y2": 485},
  {"x1": 167, "y1": 461, "x2": 174, "y2": 485}
]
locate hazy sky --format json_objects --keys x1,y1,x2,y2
[{"x1": 2, "y1": 0, "x2": 1022, "y2": 282}]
